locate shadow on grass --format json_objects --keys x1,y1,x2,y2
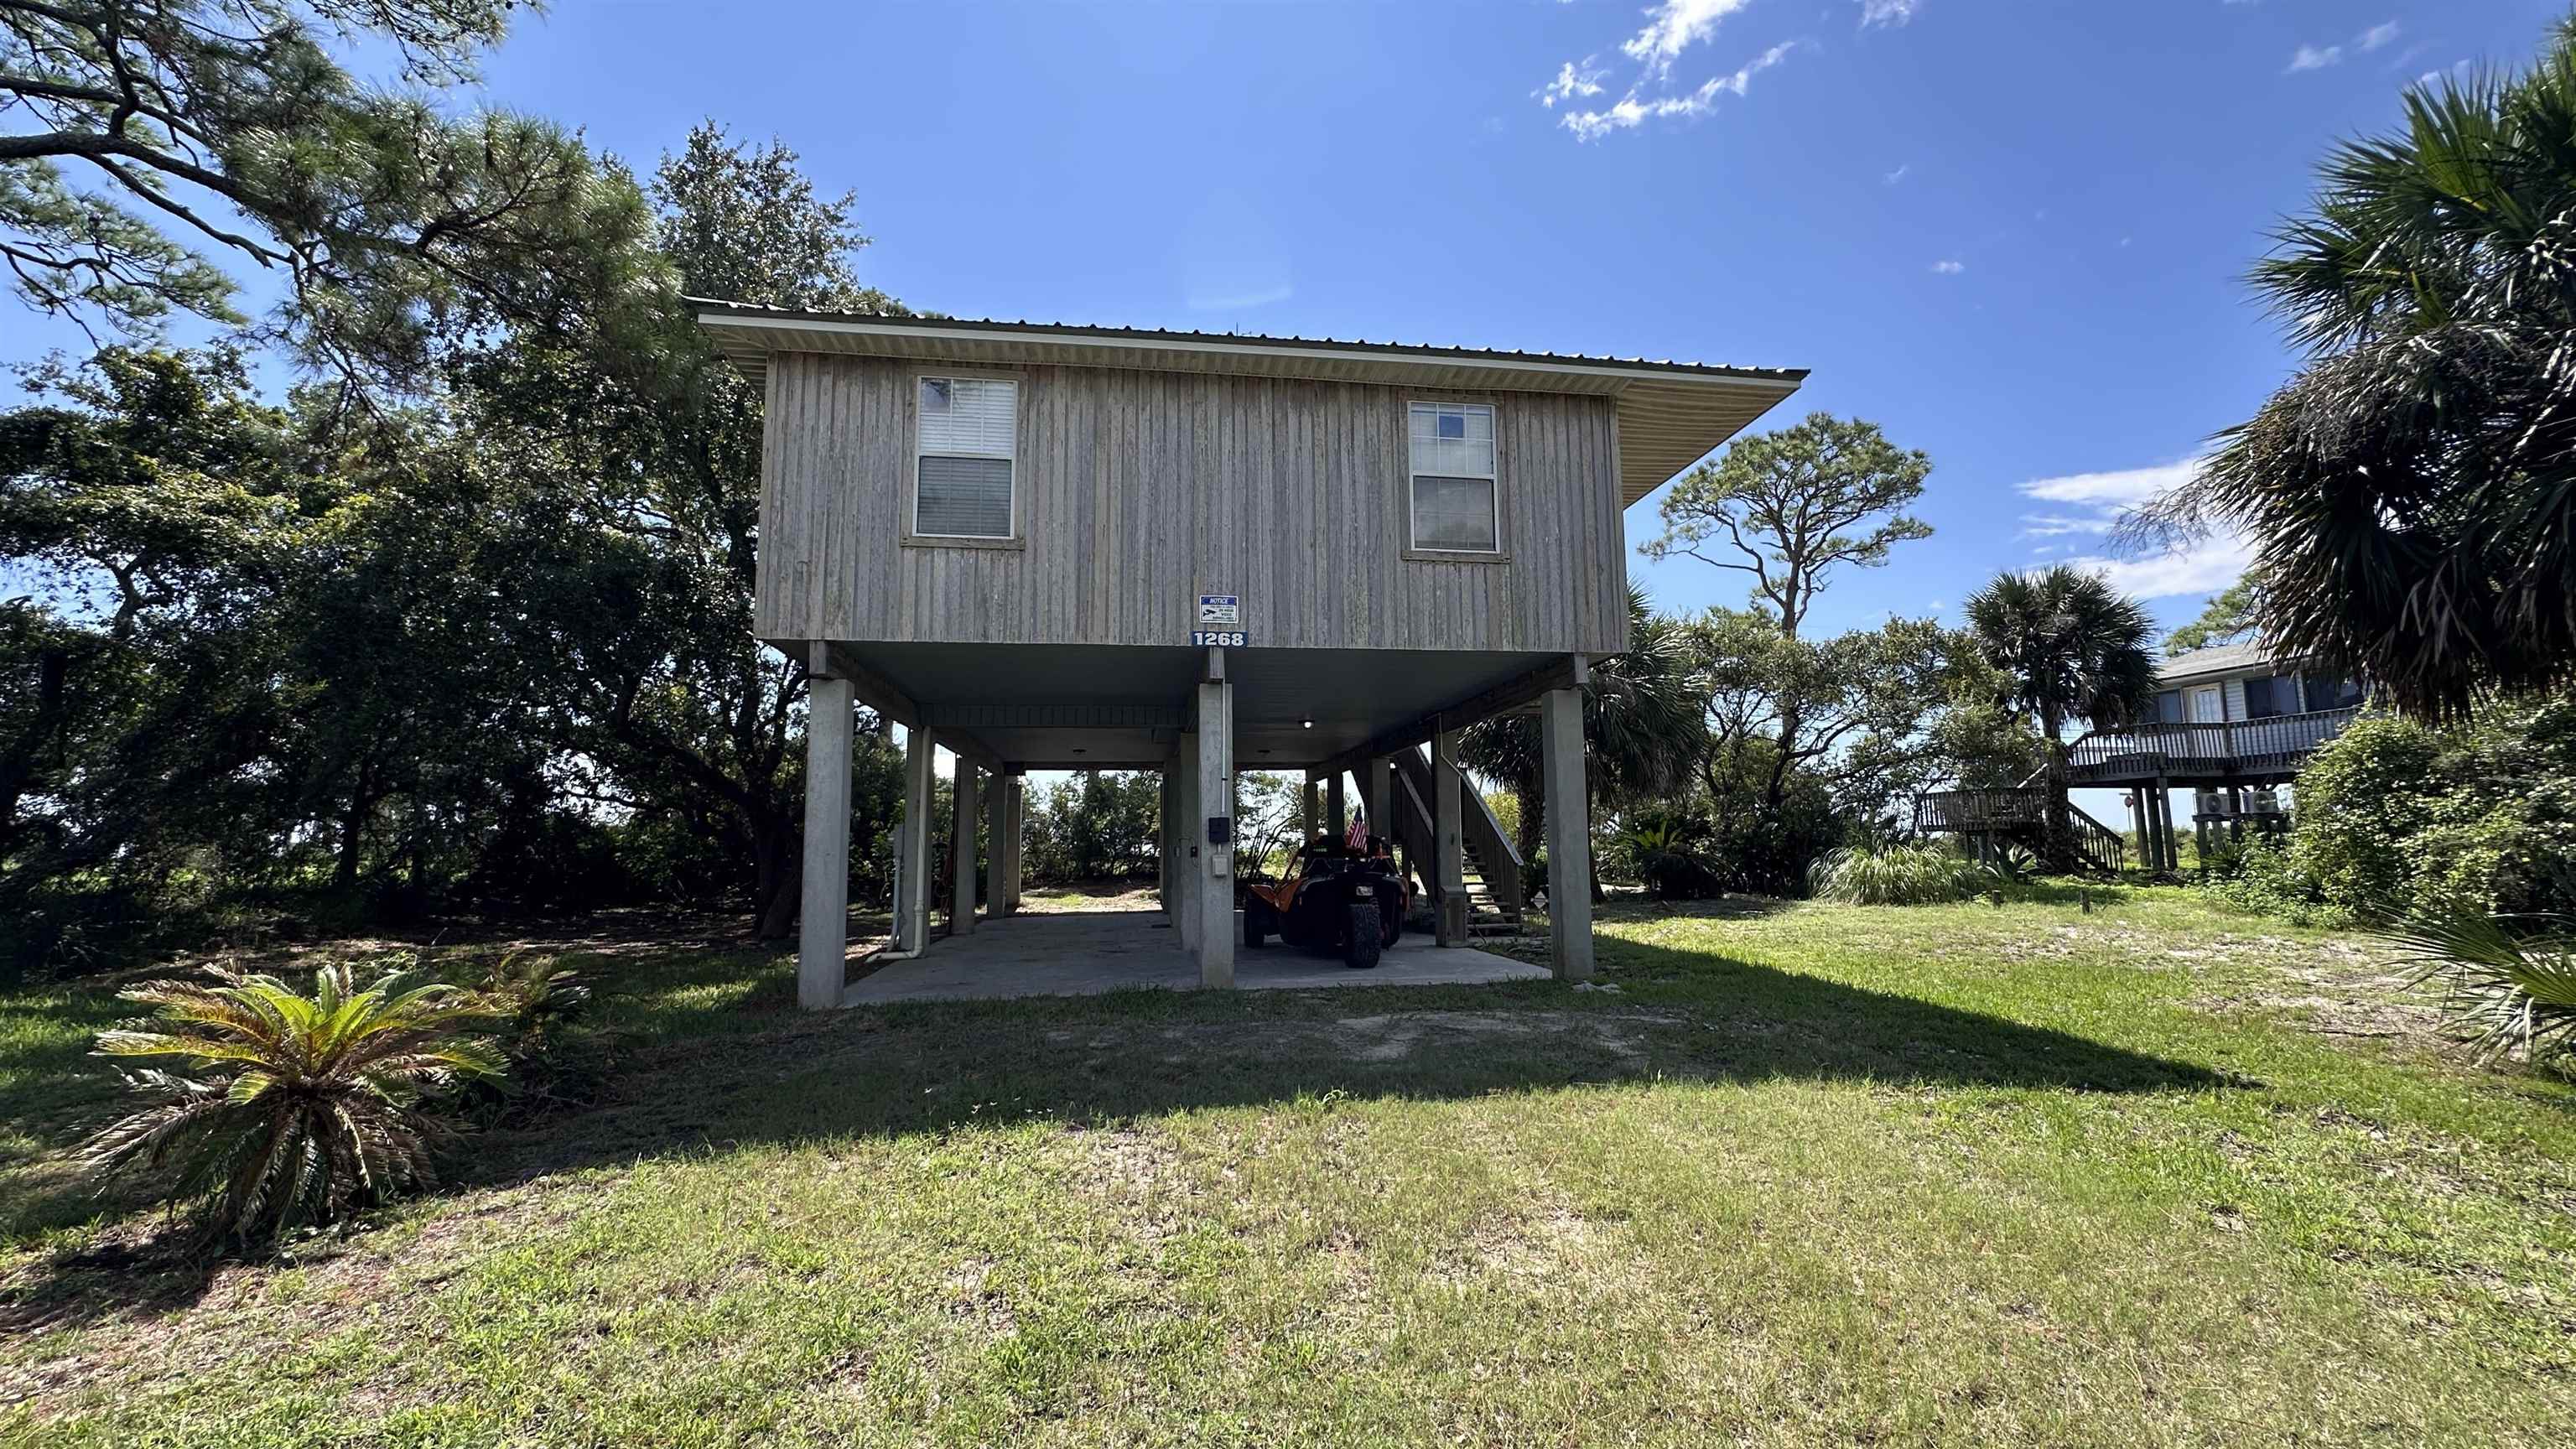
[
  {"x1": 0, "y1": 921, "x2": 2236, "y2": 1335},
  {"x1": 496, "y1": 931, "x2": 2231, "y2": 1183}
]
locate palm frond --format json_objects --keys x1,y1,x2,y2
[{"x1": 2377, "y1": 912, "x2": 2576, "y2": 1067}]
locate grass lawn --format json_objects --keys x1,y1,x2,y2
[{"x1": 3, "y1": 887, "x2": 2573, "y2": 1446}]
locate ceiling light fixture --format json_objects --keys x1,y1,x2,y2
[{"x1": 1300, "y1": 719, "x2": 1314, "y2": 729}]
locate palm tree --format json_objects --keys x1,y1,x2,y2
[
  {"x1": 1962, "y1": 567, "x2": 2158, "y2": 871},
  {"x1": 2137, "y1": 20, "x2": 2576, "y2": 718},
  {"x1": 1460, "y1": 585, "x2": 1703, "y2": 896}
]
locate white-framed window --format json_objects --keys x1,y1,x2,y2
[
  {"x1": 913, "y1": 375, "x2": 1018, "y2": 539},
  {"x1": 1406, "y1": 401, "x2": 1498, "y2": 553}
]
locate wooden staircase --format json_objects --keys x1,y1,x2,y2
[
  {"x1": 1457, "y1": 836, "x2": 1525, "y2": 937},
  {"x1": 1914, "y1": 787, "x2": 2128, "y2": 877},
  {"x1": 1384, "y1": 745, "x2": 1530, "y2": 938}
]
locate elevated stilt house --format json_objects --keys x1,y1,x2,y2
[
  {"x1": 1919, "y1": 641, "x2": 2366, "y2": 874},
  {"x1": 696, "y1": 305, "x2": 1804, "y2": 1007}
]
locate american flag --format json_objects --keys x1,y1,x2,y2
[{"x1": 1345, "y1": 810, "x2": 1368, "y2": 851}]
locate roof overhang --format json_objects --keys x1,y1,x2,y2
[{"x1": 693, "y1": 302, "x2": 1806, "y2": 507}]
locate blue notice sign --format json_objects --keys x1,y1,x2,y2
[{"x1": 1197, "y1": 594, "x2": 1242, "y2": 626}]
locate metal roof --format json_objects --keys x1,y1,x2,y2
[
  {"x1": 691, "y1": 300, "x2": 1807, "y2": 507},
  {"x1": 2158, "y1": 641, "x2": 2274, "y2": 681}
]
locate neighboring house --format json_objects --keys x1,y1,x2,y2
[
  {"x1": 696, "y1": 304, "x2": 1805, "y2": 1007},
  {"x1": 1919, "y1": 641, "x2": 2367, "y2": 874}
]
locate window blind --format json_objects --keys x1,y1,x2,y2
[
  {"x1": 920, "y1": 377, "x2": 1017, "y2": 458},
  {"x1": 916, "y1": 455, "x2": 1014, "y2": 538},
  {"x1": 917, "y1": 377, "x2": 1016, "y2": 538},
  {"x1": 1407, "y1": 402, "x2": 1497, "y2": 551}
]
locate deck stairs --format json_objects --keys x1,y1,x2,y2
[
  {"x1": 1913, "y1": 786, "x2": 2128, "y2": 877},
  {"x1": 1383, "y1": 745, "x2": 1529, "y2": 937}
]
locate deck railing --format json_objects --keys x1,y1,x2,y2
[
  {"x1": 1913, "y1": 789, "x2": 2127, "y2": 875},
  {"x1": 2066, "y1": 706, "x2": 2360, "y2": 781},
  {"x1": 1916, "y1": 788, "x2": 2046, "y2": 832}
]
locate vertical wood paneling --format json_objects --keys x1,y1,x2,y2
[{"x1": 751, "y1": 356, "x2": 1626, "y2": 655}]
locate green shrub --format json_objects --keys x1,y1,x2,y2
[
  {"x1": 2199, "y1": 834, "x2": 2345, "y2": 927},
  {"x1": 458, "y1": 952, "x2": 604, "y2": 1124},
  {"x1": 2291, "y1": 696, "x2": 2576, "y2": 922},
  {"x1": 1613, "y1": 814, "x2": 1725, "y2": 900},
  {"x1": 1812, "y1": 841, "x2": 1990, "y2": 906},
  {"x1": 81, "y1": 959, "x2": 506, "y2": 1249},
  {"x1": 2291, "y1": 714, "x2": 2443, "y2": 917}
]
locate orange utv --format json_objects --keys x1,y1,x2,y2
[{"x1": 1238, "y1": 834, "x2": 1410, "y2": 969}]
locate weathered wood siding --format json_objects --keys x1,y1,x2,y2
[{"x1": 756, "y1": 353, "x2": 1629, "y2": 655}]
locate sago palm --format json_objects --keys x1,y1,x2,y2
[
  {"x1": 82, "y1": 959, "x2": 507, "y2": 1248},
  {"x1": 1963, "y1": 567, "x2": 2158, "y2": 871},
  {"x1": 2142, "y1": 18, "x2": 2576, "y2": 717}
]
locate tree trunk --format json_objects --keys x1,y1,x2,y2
[
  {"x1": 2041, "y1": 708, "x2": 2074, "y2": 873},
  {"x1": 1516, "y1": 782, "x2": 1542, "y2": 875},
  {"x1": 751, "y1": 816, "x2": 801, "y2": 940},
  {"x1": 332, "y1": 797, "x2": 369, "y2": 891}
]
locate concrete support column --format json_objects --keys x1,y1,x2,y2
[
  {"x1": 949, "y1": 754, "x2": 978, "y2": 936},
  {"x1": 897, "y1": 727, "x2": 934, "y2": 953},
  {"x1": 1195, "y1": 678, "x2": 1235, "y2": 988},
  {"x1": 797, "y1": 673, "x2": 854, "y2": 1012},
  {"x1": 984, "y1": 767, "x2": 1009, "y2": 921},
  {"x1": 1158, "y1": 766, "x2": 1176, "y2": 918},
  {"x1": 1433, "y1": 726, "x2": 1467, "y2": 947},
  {"x1": 1175, "y1": 734, "x2": 1200, "y2": 951},
  {"x1": 1326, "y1": 772, "x2": 1347, "y2": 842},
  {"x1": 1300, "y1": 778, "x2": 1319, "y2": 847},
  {"x1": 1000, "y1": 775, "x2": 1024, "y2": 914},
  {"x1": 2127, "y1": 791, "x2": 2148, "y2": 875},
  {"x1": 1365, "y1": 758, "x2": 1392, "y2": 846},
  {"x1": 1540, "y1": 685, "x2": 1595, "y2": 981}
]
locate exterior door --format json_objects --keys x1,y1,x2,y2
[{"x1": 2184, "y1": 685, "x2": 2225, "y2": 756}]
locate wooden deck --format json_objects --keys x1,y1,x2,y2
[{"x1": 2065, "y1": 706, "x2": 2360, "y2": 786}]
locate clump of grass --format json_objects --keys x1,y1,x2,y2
[
  {"x1": 80, "y1": 958, "x2": 507, "y2": 1250},
  {"x1": 1812, "y1": 841, "x2": 1991, "y2": 906}
]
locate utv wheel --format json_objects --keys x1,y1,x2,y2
[
  {"x1": 1343, "y1": 904, "x2": 1383, "y2": 970},
  {"x1": 1379, "y1": 896, "x2": 1403, "y2": 947}
]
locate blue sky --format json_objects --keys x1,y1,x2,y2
[{"x1": 7, "y1": 0, "x2": 2563, "y2": 641}]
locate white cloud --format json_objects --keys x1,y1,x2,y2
[
  {"x1": 2291, "y1": 21, "x2": 2400, "y2": 75},
  {"x1": 2017, "y1": 459, "x2": 2199, "y2": 508},
  {"x1": 1561, "y1": 40, "x2": 1800, "y2": 140},
  {"x1": 1858, "y1": 0, "x2": 1921, "y2": 28},
  {"x1": 1884, "y1": 162, "x2": 1910, "y2": 184},
  {"x1": 1546, "y1": 2, "x2": 1818, "y2": 142},
  {"x1": 1536, "y1": 59, "x2": 1607, "y2": 109},
  {"x1": 2065, "y1": 535, "x2": 2253, "y2": 600},
  {"x1": 1621, "y1": 0, "x2": 1758, "y2": 79},
  {"x1": 2016, "y1": 458, "x2": 2242, "y2": 599},
  {"x1": 2017, "y1": 512, "x2": 2113, "y2": 538},
  {"x1": 1930, "y1": 258, "x2": 1965, "y2": 274}
]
